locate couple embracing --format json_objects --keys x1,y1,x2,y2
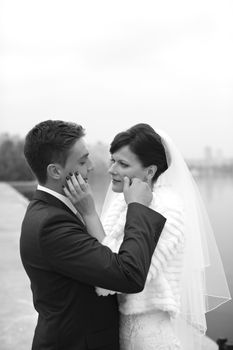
[{"x1": 20, "y1": 120, "x2": 230, "y2": 350}]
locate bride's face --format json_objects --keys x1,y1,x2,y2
[{"x1": 109, "y1": 145, "x2": 149, "y2": 193}]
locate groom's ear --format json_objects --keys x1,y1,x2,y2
[
  {"x1": 47, "y1": 163, "x2": 62, "y2": 180},
  {"x1": 147, "y1": 165, "x2": 157, "y2": 180}
]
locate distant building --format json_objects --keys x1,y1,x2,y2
[
  {"x1": 187, "y1": 146, "x2": 233, "y2": 176},
  {"x1": 204, "y1": 146, "x2": 213, "y2": 167}
]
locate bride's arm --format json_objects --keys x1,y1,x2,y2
[
  {"x1": 82, "y1": 211, "x2": 106, "y2": 242},
  {"x1": 63, "y1": 173, "x2": 106, "y2": 242}
]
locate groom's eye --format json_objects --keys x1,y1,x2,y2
[{"x1": 79, "y1": 155, "x2": 89, "y2": 165}]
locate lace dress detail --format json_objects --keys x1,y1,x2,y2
[{"x1": 120, "y1": 310, "x2": 182, "y2": 350}]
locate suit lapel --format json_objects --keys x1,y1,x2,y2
[{"x1": 33, "y1": 190, "x2": 85, "y2": 226}]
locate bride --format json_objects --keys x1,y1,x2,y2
[{"x1": 64, "y1": 123, "x2": 231, "y2": 349}]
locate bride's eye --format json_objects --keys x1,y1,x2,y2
[{"x1": 119, "y1": 161, "x2": 129, "y2": 168}]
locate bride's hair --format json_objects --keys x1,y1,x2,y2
[{"x1": 110, "y1": 123, "x2": 168, "y2": 182}]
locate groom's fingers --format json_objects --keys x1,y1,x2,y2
[
  {"x1": 131, "y1": 177, "x2": 140, "y2": 186},
  {"x1": 123, "y1": 176, "x2": 130, "y2": 192}
]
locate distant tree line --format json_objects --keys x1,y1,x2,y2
[
  {"x1": 0, "y1": 134, "x2": 35, "y2": 181},
  {"x1": 0, "y1": 134, "x2": 110, "y2": 184}
]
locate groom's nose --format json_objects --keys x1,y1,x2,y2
[{"x1": 87, "y1": 159, "x2": 94, "y2": 172}]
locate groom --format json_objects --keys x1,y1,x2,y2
[{"x1": 20, "y1": 120, "x2": 166, "y2": 350}]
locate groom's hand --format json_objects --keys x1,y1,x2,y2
[{"x1": 123, "y1": 177, "x2": 152, "y2": 207}]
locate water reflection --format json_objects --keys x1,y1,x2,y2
[{"x1": 195, "y1": 174, "x2": 233, "y2": 341}]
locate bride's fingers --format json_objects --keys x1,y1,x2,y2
[
  {"x1": 68, "y1": 173, "x2": 84, "y2": 193},
  {"x1": 75, "y1": 173, "x2": 87, "y2": 191},
  {"x1": 62, "y1": 185, "x2": 75, "y2": 202},
  {"x1": 66, "y1": 177, "x2": 81, "y2": 197},
  {"x1": 70, "y1": 172, "x2": 80, "y2": 189}
]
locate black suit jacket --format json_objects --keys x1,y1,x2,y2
[{"x1": 20, "y1": 190, "x2": 166, "y2": 350}]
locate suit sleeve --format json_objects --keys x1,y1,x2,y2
[{"x1": 40, "y1": 203, "x2": 166, "y2": 293}]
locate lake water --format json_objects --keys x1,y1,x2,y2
[{"x1": 194, "y1": 174, "x2": 233, "y2": 341}]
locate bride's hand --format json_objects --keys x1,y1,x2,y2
[{"x1": 63, "y1": 172, "x2": 96, "y2": 218}]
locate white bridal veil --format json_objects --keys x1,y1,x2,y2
[{"x1": 101, "y1": 129, "x2": 231, "y2": 349}]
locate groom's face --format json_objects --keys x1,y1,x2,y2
[{"x1": 61, "y1": 137, "x2": 93, "y2": 185}]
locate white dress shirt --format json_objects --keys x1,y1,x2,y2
[{"x1": 37, "y1": 184, "x2": 78, "y2": 215}]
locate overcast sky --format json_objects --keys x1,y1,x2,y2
[{"x1": 0, "y1": 0, "x2": 232, "y2": 158}]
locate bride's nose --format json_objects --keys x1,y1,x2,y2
[{"x1": 108, "y1": 163, "x2": 117, "y2": 175}]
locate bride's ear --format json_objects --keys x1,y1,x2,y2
[
  {"x1": 47, "y1": 163, "x2": 62, "y2": 180},
  {"x1": 147, "y1": 165, "x2": 157, "y2": 181}
]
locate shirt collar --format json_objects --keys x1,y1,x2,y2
[{"x1": 37, "y1": 184, "x2": 77, "y2": 215}]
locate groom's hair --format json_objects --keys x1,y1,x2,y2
[
  {"x1": 110, "y1": 123, "x2": 168, "y2": 182},
  {"x1": 24, "y1": 120, "x2": 85, "y2": 184}
]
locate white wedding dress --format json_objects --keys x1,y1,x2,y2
[
  {"x1": 119, "y1": 310, "x2": 181, "y2": 350},
  {"x1": 96, "y1": 185, "x2": 185, "y2": 349},
  {"x1": 96, "y1": 129, "x2": 231, "y2": 349}
]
